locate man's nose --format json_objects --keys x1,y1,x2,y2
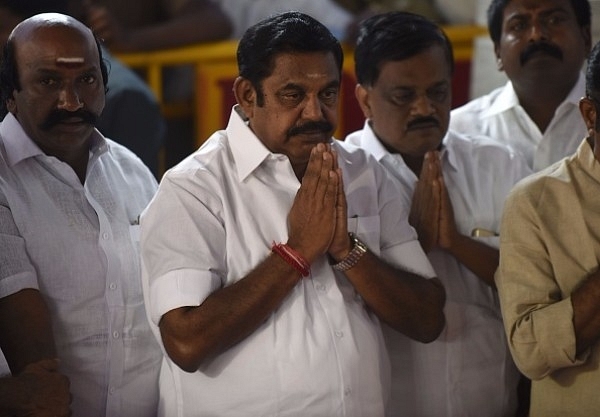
[
  {"x1": 302, "y1": 94, "x2": 324, "y2": 120},
  {"x1": 410, "y1": 94, "x2": 435, "y2": 116},
  {"x1": 529, "y1": 20, "x2": 549, "y2": 42},
  {"x1": 57, "y1": 85, "x2": 84, "y2": 112}
]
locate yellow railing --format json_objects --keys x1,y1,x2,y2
[{"x1": 115, "y1": 25, "x2": 488, "y2": 149}]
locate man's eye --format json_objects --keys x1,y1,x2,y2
[
  {"x1": 81, "y1": 75, "x2": 97, "y2": 84},
  {"x1": 428, "y1": 88, "x2": 449, "y2": 103},
  {"x1": 391, "y1": 93, "x2": 415, "y2": 105},
  {"x1": 320, "y1": 89, "x2": 339, "y2": 103},
  {"x1": 40, "y1": 78, "x2": 58, "y2": 86},
  {"x1": 508, "y1": 21, "x2": 528, "y2": 32}
]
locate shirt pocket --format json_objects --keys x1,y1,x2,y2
[{"x1": 347, "y1": 215, "x2": 381, "y2": 253}]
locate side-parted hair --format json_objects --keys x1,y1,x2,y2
[
  {"x1": 236, "y1": 11, "x2": 343, "y2": 106},
  {"x1": 487, "y1": 0, "x2": 591, "y2": 44},
  {"x1": 354, "y1": 11, "x2": 454, "y2": 87},
  {"x1": 0, "y1": 34, "x2": 109, "y2": 118}
]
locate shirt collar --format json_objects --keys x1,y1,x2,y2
[
  {"x1": 0, "y1": 112, "x2": 107, "y2": 167},
  {"x1": 481, "y1": 72, "x2": 584, "y2": 118},
  {"x1": 355, "y1": 120, "x2": 391, "y2": 162},
  {"x1": 578, "y1": 136, "x2": 600, "y2": 178},
  {"x1": 227, "y1": 105, "x2": 272, "y2": 181}
]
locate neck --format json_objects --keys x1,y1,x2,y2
[
  {"x1": 514, "y1": 74, "x2": 578, "y2": 133},
  {"x1": 401, "y1": 153, "x2": 424, "y2": 177}
]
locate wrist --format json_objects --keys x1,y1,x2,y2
[
  {"x1": 330, "y1": 233, "x2": 367, "y2": 272},
  {"x1": 272, "y1": 242, "x2": 310, "y2": 278}
]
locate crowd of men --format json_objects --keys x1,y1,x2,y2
[{"x1": 0, "y1": 1, "x2": 598, "y2": 416}]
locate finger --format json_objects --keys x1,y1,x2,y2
[
  {"x1": 315, "y1": 146, "x2": 335, "y2": 204},
  {"x1": 301, "y1": 144, "x2": 325, "y2": 193}
]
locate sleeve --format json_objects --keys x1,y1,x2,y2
[
  {"x1": 140, "y1": 171, "x2": 224, "y2": 325},
  {"x1": 496, "y1": 183, "x2": 586, "y2": 380},
  {"x1": 0, "y1": 190, "x2": 39, "y2": 298},
  {"x1": 374, "y1": 159, "x2": 436, "y2": 279}
]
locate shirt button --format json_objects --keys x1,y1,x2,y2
[
  {"x1": 102, "y1": 232, "x2": 109, "y2": 240},
  {"x1": 344, "y1": 387, "x2": 352, "y2": 396},
  {"x1": 335, "y1": 331, "x2": 344, "y2": 338},
  {"x1": 109, "y1": 283, "x2": 117, "y2": 290},
  {"x1": 112, "y1": 331, "x2": 120, "y2": 339},
  {"x1": 316, "y1": 284, "x2": 326, "y2": 292},
  {"x1": 109, "y1": 387, "x2": 115, "y2": 395}
]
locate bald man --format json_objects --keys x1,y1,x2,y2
[{"x1": 0, "y1": 13, "x2": 161, "y2": 417}]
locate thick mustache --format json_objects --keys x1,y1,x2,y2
[
  {"x1": 407, "y1": 117, "x2": 439, "y2": 130},
  {"x1": 520, "y1": 42, "x2": 563, "y2": 65},
  {"x1": 40, "y1": 109, "x2": 98, "y2": 130},
  {"x1": 287, "y1": 120, "x2": 333, "y2": 138}
]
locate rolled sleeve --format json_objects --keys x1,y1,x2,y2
[
  {"x1": 497, "y1": 183, "x2": 588, "y2": 379},
  {"x1": 141, "y1": 170, "x2": 226, "y2": 325},
  {"x1": 0, "y1": 197, "x2": 39, "y2": 297},
  {"x1": 148, "y1": 268, "x2": 221, "y2": 325}
]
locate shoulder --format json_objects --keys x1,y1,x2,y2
[
  {"x1": 446, "y1": 129, "x2": 521, "y2": 160},
  {"x1": 451, "y1": 87, "x2": 503, "y2": 118},
  {"x1": 506, "y1": 156, "x2": 574, "y2": 208}
]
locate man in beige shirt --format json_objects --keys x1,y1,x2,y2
[{"x1": 496, "y1": 39, "x2": 600, "y2": 417}]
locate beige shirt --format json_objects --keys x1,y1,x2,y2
[{"x1": 497, "y1": 138, "x2": 600, "y2": 417}]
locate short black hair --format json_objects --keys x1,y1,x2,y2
[
  {"x1": 354, "y1": 11, "x2": 454, "y2": 86},
  {"x1": 487, "y1": 0, "x2": 591, "y2": 44},
  {"x1": 586, "y1": 40, "x2": 600, "y2": 98},
  {"x1": 237, "y1": 11, "x2": 343, "y2": 106},
  {"x1": 0, "y1": 32, "x2": 109, "y2": 118}
]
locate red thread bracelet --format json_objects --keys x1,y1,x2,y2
[{"x1": 272, "y1": 242, "x2": 310, "y2": 277}]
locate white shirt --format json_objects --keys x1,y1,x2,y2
[
  {"x1": 219, "y1": 0, "x2": 354, "y2": 39},
  {"x1": 0, "y1": 113, "x2": 162, "y2": 417},
  {"x1": 346, "y1": 123, "x2": 531, "y2": 417},
  {"x1": 450, "y1": 73, "x2": 586, "y2": 171},
  {"x1": 141, "y1": 106, "x2": 436, "y2": 417}
]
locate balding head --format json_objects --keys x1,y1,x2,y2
[
  {"x1": 0, "y1": 12, "x2": 108, "y2": 119},
  {"x1": 0, "y1": 12, "x2": 108, "y2": 161}
]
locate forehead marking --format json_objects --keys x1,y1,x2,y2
[{"x1": 56, "y1": 57, "x2": 85, "y2": 64}]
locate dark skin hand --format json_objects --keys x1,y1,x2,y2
[
  {"x1": 0, "y1": 289, "x2": 71, "y2": 416},
  {"x1": 410, "y1": 151, "x2": 499, "y2": 287},
  {"x1": 158, "y1": 143, "x2": 445, "y2": 372}
]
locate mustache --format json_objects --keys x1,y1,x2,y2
[
  {"x1": 286, "y1": 120, "x2": 333, "y2": 138},
  {"x1": 40, "y1": 109, "x2": 98, "y2": 130},
  {"x1": 520, "y1": 42, "x2": 563, "y2": 65},
  {"x1": 406, "y1": 116, "x2": 440, "y2": 130}
]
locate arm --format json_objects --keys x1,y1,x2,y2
[
  {"x1": 157, "y1": 144, "x2": 341, "y2": 371},
  {"x1": 496, "y1": 181, "x2": 595, "y2": 379},
  {"x1": 327, "y1": 151, "x2": 445, "y2": 343},
  {"x1": 84, "y1": 0, "x2": 233, "y2": 52},
  {"x1": 437, "y1": 172, "x2": 499, "y2": 287},
  {"x1": 570, "y1": 269, "x2": 600, "y2": 355},
  {"x1": 0, "y1": 359, "x2": 70, "y2": 417},
  {"x1": 0, "y1": 290, "x2": 71, "y2": 416},
  {"x1": 411, "y1": 151, "x2": 498, "y2": 287},
  {"x1": 0, "y1": 289, "x2": 57, "y2": 375}
]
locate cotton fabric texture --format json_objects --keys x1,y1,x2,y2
[
  {"x1": 0, "y1": 113, "x2": 162, "y2": 417},
  {"x1": 346, "y1": 122, "x2": 530, "y2": 416},
  {"x1": 141, "y1": 106, "x2": 436, "y2": 417}
]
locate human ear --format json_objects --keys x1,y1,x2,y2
[
  {"x1": 233, "y1": 76, "x2": 257, "y2": 118},
  {"x1": 355, "y1": 84, "x2": 372, "y2": 119},
  {"x1": 579, "y1": 97, "x2": 597, "y2": 133},
  {"x1": 494, "y1": 43, "x2": 504, "y2": 71}
]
